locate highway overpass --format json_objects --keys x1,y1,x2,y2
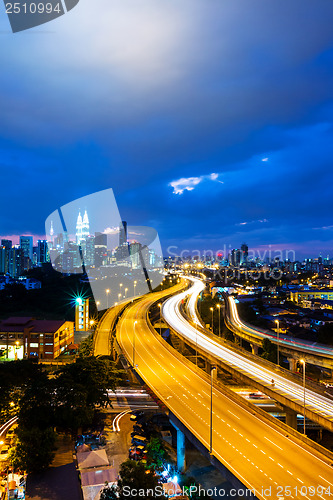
[
  {"x1": 114, "y1": 286, "x2": 333, "y2": 500},
  {"x1": 162, "y1": 277, "x2": 333, "y2": 432},
  {"x1": 224, "y1": 293, "x2": 333, "y2": 370}
]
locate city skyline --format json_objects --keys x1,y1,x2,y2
[{"x1": 2, "y1": 1, "x2": 333, "y2": 257}]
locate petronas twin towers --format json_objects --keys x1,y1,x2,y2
[{"x1": 76, "y1": 210, "x2": 90, "y2": 244}]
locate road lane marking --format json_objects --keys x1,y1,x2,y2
[{"x1": 264, "y1": 436, "x2": 283, "y2": 450}]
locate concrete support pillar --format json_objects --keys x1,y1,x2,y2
[
  {"x1": 288, "y1": 357, "x2": 297, "y2": 372},
  {"x1": 251, "y1": 343, "x2": 259, "y2": 355},
  {"x1": 176, "y1": 429, "x2": 186, "y2": 472},
  {"x1": 284, "y1": 408, "x2": 298, "y2": 429}
]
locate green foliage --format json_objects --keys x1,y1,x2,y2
[
  {"x1": 182, "y1": 476, "x2": 201, "y2": 500},
  {"x1": 145, "y1": 436, "x2": 170, "y2": 471},
  {"x1": 78, "y1": 333, "x2": 94, "y2": 357},
  {"x1": 99, "y1": 484, "x2": 119, "y2": 500},
  {"x1": 117, "y1": 460, "x2": 159, "y2": 499},
  {"x1": 10, "y1": 427, "x2": 56, "y2": 473},
  {"x1": 261, "y1": 338, "x2": 277, "y2": 363}
]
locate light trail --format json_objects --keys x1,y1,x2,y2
[{"x1": 162, "y1": 277, "x2": 333, "y2": 423}]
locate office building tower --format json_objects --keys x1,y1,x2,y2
[
  {"x1": 20, "y1": 236, "x2": 33, "y2": 271},
  {"x1": 119, "y1": 221, "x2": 128, "y2": 246},
  {"x1": 37, "y1": 240, "x2": 49, "y2": 265},
  {"x1": 94, "y1": 233, "x2": 107, "y2": 267}
]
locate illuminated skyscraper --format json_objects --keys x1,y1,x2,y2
[
  {"x1": 82, "y1": 210, "x2": 90, "y2": 239},
  {"x1": 76, "y1": 211, "x2": 83, "y2": 244}
]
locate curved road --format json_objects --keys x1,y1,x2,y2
[
  {"x1": 162, "y1": 277, "x2": 333, "y2": 429},
  {"x1": 116, "y1": 286, "x2": 333, "y2": 500}
]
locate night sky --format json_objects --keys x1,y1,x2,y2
[{"x1": 1, "y1": 0, "x2": 333, "y2": 259}]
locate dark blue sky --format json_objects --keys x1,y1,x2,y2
[{"x1": 1, "y1": 0, "x2": 333, "y2": 259}]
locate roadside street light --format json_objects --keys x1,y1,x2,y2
[
  {"x1": 119, "y1": 283, "x2": 123, "y2": 296},
  {"x1": 118, "y1": 293, "x2": 122, "y2": 301},
  {"x1": 210, "y1": 365, "x2": 217, "y2": 455},
  {"x1": 300, "y1": 359, "x2": 306, "y2": 435},
  {"x1": 275, "y1": 319, "x2": 280, "y2": 366},
  {"x1": 106, "y1": 289, "x2": 110, "y2": 309},
  {"x1": 216, "y1": 304, "x2": 221, "y2": 337},
  {"x1": 134, "y1": 280, "x2": 137, "y2": 297},
  {"x1": 125, "y1": 287, "x2": 128, "y2": 298},
  {"x1": 210, "y1": 307, "x2": 214, "y2": 334},
  {"x1": 133, "y1": 320, "x2": 138, "y2": 368}
]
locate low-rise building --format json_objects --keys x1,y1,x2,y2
[{"x1": 0, "y1": 317, "x2": 74, "y2": 360}]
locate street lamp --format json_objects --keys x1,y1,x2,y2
[
  {"x1": 216, "y1": 304, "x2": 221, "y2": 337},
  {"x1": 125, "y1": 287, "x2": 128, "y2": 298},
  {"x1": 119, "y1": 283, "x2": 123, "y2": 296},
  {"x1": 106, "y1": 289, "x2": 110, "y2": 309},
  {"x1": 275, "y1": 319, "x2": 280, "y2": 366},
  {"x1": 118, "y1": 293, "x2": 122, "y2": 301},
  {"x1": 210, "y1": 307, "x2": 214, "y2": 334},
  {"x1": 133, "y1": 320, "x2": 138, "y2": 368},
  {"x1": 210, "y1": 365, "x2": 217, "y2": 455},
  {"x1": 300, "y1": 359, "x2": 306, "y2": 435},
  {"x1": 133, "y1": 280, "x2": 137, "y2": 297},
  {"x1": 158, "y1": 303, "x2": 162, "y2": 335}
]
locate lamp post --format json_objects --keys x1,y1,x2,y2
[
  {"x1": 210, "y1": 365, "x2": 217, "y2": 455},
  {"x1": 275, "y1": 319, "x2": 280, "y2": 366},
  {"x1": 125, "y1": 288, "x2": 128, "y2": 298},
  {"x1": 119, "y1": 283, "x2": 123, "y2": 297},
  {"x1": 300, "y1": 359, "x2": 306, "y2": 435},
  {"x1": 133, "y1": 280, "x2": 137, "y2": 297},
  {"x1": 133, "y1": 320, "x2": 137, "y2": 368},
  {"x1": 210, "y1": 307, "x2": 214, "y2": 334},
  {"x1": 118, "y1": 293, "x2": 121, "y2": 302},
  {"x1": 106, "y1": 289, "x2": 110, "y2": 309},
  {"x1": 217, "y1": 304, "x2": 221, "y2": 337},
  {"x1": 158, "y1": 303, "x2": 162, "y2": 335}
]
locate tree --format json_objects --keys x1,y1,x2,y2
[
  {"x1": 145, "y1": 436, "x2": 170, "y2": 471},
  {"x1": 79, "y1": 333, "x2": 94, "y2": 357},
  {"x1": 117, "y1": 460, "x2": 159, "y2": 499},
  {"x1": 10, "y1": 427, "x2": 56, "y2": 473},
  {"x1": 261, "y1": 338, "x2": 277, "y2": 363},
  {"x1": 99, "y1": 484, "x2": 119, "y2": 500}
]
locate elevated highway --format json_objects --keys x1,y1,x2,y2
[
  {"x1": 225, "y1": 293, "x2": 333, "y2": 369},
  {"x1": 162, "y1": 277, "x2": 333, "y2": 432},
  {"x1": 115, "y1": 287, "x2": 333, "y2": 500}
]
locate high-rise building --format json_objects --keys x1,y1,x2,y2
[
  {"x1": 82, "y1": 210, "x2": 90, "y2": 240},
  {"x1": 0, "y1": 240, "x2": 12, "y2": 274},
  {"x1": 76, "y1": 211, "x2": 83, "y2": 244},
  {"x1": 84, "y1": 235, "x2": 95, "y2": 266},
  {"x1": 0, "y1": 246, "x2": 7, "y2": 274},
  {"x1": 241, "y1": 243, "x2": 249, "y2": 264},
  {"x1": 9, "y1": 246, "x2": 24, "y2": 277},
  {"x1": 119, "y1": 221, "x2": 128, "y2": 246},
  {"x1": 20, "y1": 236, "x2": 33, "y2": 260},
  {"x1": 230, "y1": 249, "x2": 242, "y2": 267},
  {"x1": 129, "y1": 242, "x2": 142, "y2": 269},
  {"x1": 37, "y1": 240, "x2": 49, "y2": 265},
  {"x1": 94, "y1": 233, "x2": 107, "y2": 267}
]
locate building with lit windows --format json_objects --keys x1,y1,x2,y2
[{"x1": 0, "y1": 317, "x2": 74, "y2": 360}]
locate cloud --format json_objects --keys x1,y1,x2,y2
[
  {"x1": 237, "y1": 219, "x2": 268, "y2": 226},
  {"x1": 261, "y1": 157, "x2": 269, "y2": 162},
  {"x1": 169, "y1": 172, "x2": 221, "y2": 194}
]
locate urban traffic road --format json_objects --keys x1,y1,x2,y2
[
  {"x1": 116, "y1": 288, "x2": 333, "y2": 500},
  {"x1": 162, "y1": 277, "x2": 333, "y2": 427}
]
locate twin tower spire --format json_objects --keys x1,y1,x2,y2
[{"x1": 76, "y1": 210, "x2": 90, "y2": 244}]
